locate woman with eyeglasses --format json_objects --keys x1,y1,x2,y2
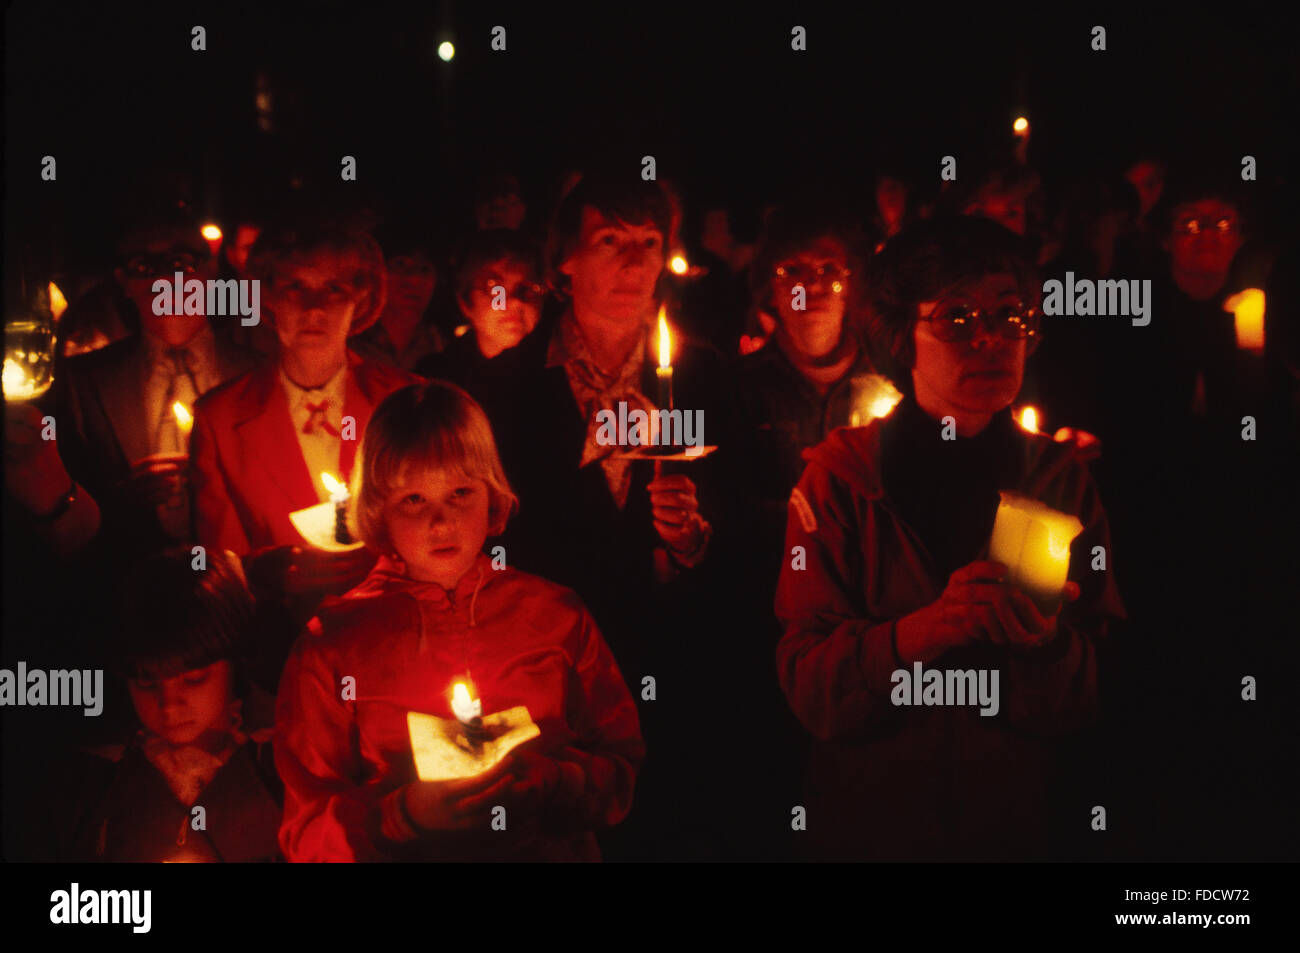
[{"x1": 774, "y1": 215, "x2": 1125, "y2": 861}]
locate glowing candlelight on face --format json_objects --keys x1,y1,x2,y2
[
  {"x1": 171, "y1": 401, "x2": 194, "y2": 438},
  {"x1": 1223, "y1": 288, "x2": 1265, "y2": 354},
  {"x1": 656, "y1": 304, "x2": 674, "y2": 412},
  {"x1": 321, "y1": 471, "x2": 353, "y2": 544},
  {"x1": 988, "y1": 491, "x2": 1084, "y2": 614},
  {"x1": 48, "y1": 282, "x2": 68, "y2": 323},
  {"x1": 669, "y1": 254, "x2": 689, "y2": 275}
]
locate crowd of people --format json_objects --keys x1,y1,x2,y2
[{"x1": 3, "y1": 150, "x2": 1296, "y2": 862}]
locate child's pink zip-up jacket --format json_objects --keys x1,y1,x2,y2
[{"x1": 275, "y1": 551, "x2": 644, "y2": 861}]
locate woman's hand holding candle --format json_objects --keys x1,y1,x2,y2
[
  {"x1": 648, "y1": 466, "x2": 709, "y2": 559},
  {"x1": 894, "y1": 561, "x2": 1078, "y2": 662},
  {"x1": 244, "y1": 544, "x2": 376, "y2": 598},
  {"x1": 402, "y1": 760, "x2": 516, "y2": 832}
]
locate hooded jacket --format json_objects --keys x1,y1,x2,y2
[
  {"x1": 775, "y1": 409, "x2": 1125, "y2": 860},
  {"x1": 275, "y1": 552, "x2": 644, "y2": 862}
]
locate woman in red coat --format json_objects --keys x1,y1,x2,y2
[
  {"x1": 776, "y1": 216, "x2": 1126, "y2": 860},
  {"x1": 275, "y1": 381, "x2": 644, "y2": 861},
  {"x1": 189, "y1": 219, "x2": 421, "y2": 604}
]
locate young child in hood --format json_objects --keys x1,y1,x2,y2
[
  {"x1": 275, "y1": 380, "x2": 644, "y2": 861},
  {"x1": 66, "y1": 546, "x2": 282, "y2": 862}
]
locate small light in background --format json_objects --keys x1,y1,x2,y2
[
  {"x1": 438, "y1": 41, "x2": 455, "y2": 62},
  {"x1": 669, "y1": 254, "x2": 688, "y2": 275},
  {"x1": 1013, "y1": 116, "x2": 1029, "y2": 135},
  {"x1": 48, "y1": 282, "x2": 68, "y2": 323}
]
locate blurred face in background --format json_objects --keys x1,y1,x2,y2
[
  {"x1": 1167, "y1": 198, "x2": 1243, "y2": 285},
  {"x1": 876, "y1": 177, "x2": 908, "y2": 235},
  {"x1": 770, "y1": 236, "x2": 851, "y2": 362},
  {"x1": 459, "y1": 258, "x2": 544, "y2": 359},
  {"x1": 117, "y1": 230, "x2": 215, "y2": 346},
  {"x1": 967, "y1": 191, "x2": 1027, "y2": 237},
  {"x1": 383, "y1": 251, "x2": 438, "y2": 326},
  {"x1": 1125, "y1": 160, "x2": 1166, "y2": 219},
  {"x1": 475, "y1": 191, "x2": 526, "y2": 231}
]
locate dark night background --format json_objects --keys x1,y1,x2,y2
[
  {"x1": 4, "y1": 0, "x2": 1298, "y2": 866},
  {"x1": 5, "y1": 2, "x2": 1298, "y2": 267}
]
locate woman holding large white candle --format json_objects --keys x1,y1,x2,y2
[{"x1": 775, "y1": 216, "x2": 1125, "y2": 861}]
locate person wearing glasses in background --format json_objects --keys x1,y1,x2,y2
[
  {"x1": 40, "y1": 209, "x2": 263, "y2": 559},
  {"x1": 774, "y1": 215, "x2": 1125, "y2": 861},
  {"x1": 727, "y1": 201, "x2": 873, "y2": 857},
  {"x1": 416, "y1": 229, "x2": 547, "y2": 389}
]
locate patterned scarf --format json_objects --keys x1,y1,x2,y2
[{"x1": 547, "y1": 311, "x2": 658, "y2": 510}]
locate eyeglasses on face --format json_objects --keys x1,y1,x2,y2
[
  {"x1": 477, "y1": 278, "x2": 545, "y2": 303},
  {"x1": 1174, "y1": 216, "x2": 1238, "y2": 237},
  {"x1": 122, "y1": 253, "x2": 202, "y2": 278},
  {"x1": 772, "y1": 263, "x2": 852, "y2": 294},
  {"x1": 919, "y1": 303, "x2": 1040, "y2": 343}
]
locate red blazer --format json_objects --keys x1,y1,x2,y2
[{"x1": 190, "y1": 350, "x2": 421, "y2": 555}]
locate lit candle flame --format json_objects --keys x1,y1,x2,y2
[
  {"x1": 171, "y1": 401, "x2": 193, "y2": 435},
  {"x1": 657, "y1": 305, "x2": 672, "y2": 369},
  {"x1": 451, "y1": 682, "x2": 481, "y2": 722},
  {"x1": 201, "y1": 224, "x2": 223, "y2": 242},
  {"x1": 669, "y1": 254, "x2": 689, "y2": 275},
  {"x1": 48, "y1": 282, "x2": 68, "y2": 322},
  {"x1": 1013, "y1": 116, "x2": 1029, "y2": 135},
  {"x1": 1018, "y1": 406, "x2": 1039, "y2": 433},
  {"x1": 320, "y1": 471, "x2": 348, "y2": 502}
]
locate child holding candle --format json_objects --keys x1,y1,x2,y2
[
  {"x1": 775, "y1": 216, "x2": 1126, "y2": 861},
  {"x1": 59, "y1": 546, "x2": 282, "y2": 862},
  {"x1": 274, "y1": 380, "x2": 644, "y2": 861}
]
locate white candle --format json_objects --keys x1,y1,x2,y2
[
  {"x1": 1223, "y1": 288, "x2": 1265, "y2": 354},
  {"x1": 988, "y1": 491, "x2": 1083, "y2": 612}
]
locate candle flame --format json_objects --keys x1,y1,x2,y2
[
  {"x1": 320, "y1": 471, "x2": 345, "y2": 496},
  {"x1": 451, "y1": 681, "x2": 482, "y2": 722},
  {"x1": 1013, "y1": 116, "x2": 1029, "y2": 134},
  {"x1": 1018, "y1": 406, "x2": 1039, "y2": 433},
  {"x1": 171, "y1": 401, "x2": 193, "y2": 434},
  {"x1": 201, "y1": 224, "x2": 223, "y2": 242},
  {"x1": 657, "y1": 305, "x2": 672, "y2": 368},
  {"x1": 48, "y1": 282, "x2": 68, "y2": 322},
  {"x1": 669, "y1": 254, "x2": 689, "y2": 275}
]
